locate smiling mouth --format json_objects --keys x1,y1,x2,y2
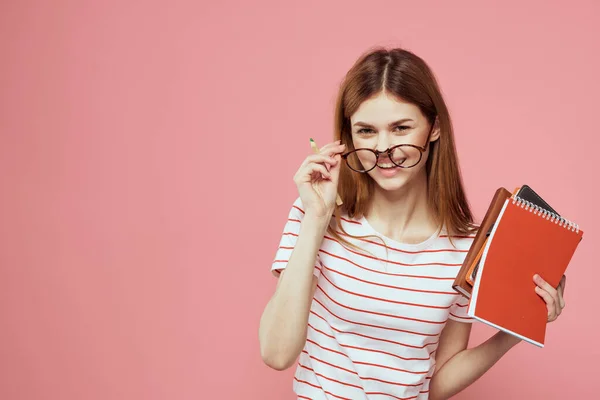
[{"x1": 377, "y1": 160, "x2": 405, "y2": 169}]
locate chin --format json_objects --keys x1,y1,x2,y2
[
  {"x1": 369, "y1": 170, "x2": 410, "y2": 192},
  {"x1": 368, "y1": 167, "x2": 425, "y2": 193}
]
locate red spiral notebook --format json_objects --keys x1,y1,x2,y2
[{"x1": 467, "y1": 193, "x2": 584, "y2": 347}]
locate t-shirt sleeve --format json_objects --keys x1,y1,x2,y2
[
  {"x1": 448, "y1": 295, "x2": 473, "y2": 323},
  {"x1": 270, "y1": 197, "x2": 323, "y2": 279}
]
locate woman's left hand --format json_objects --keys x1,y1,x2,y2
[{"x1": 534, "y1": 274, "x2": 566, "y2": 323}]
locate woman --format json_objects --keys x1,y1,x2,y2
[{"x1": 258, "y1": 47, "x2": 566, "y2": 400}]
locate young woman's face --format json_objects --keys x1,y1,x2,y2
[{"x1": 349, "y1": 91, "x2": 439, "y2": 192}]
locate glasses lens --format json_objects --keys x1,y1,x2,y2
[
  {"x1": 390, "y1": 145, "x2": 422, "y2": 168},
  {"x1": 346, "y1": 149, "x2": 377, "y2": 172}
]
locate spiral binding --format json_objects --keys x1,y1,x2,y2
[{"x1": 511, "y1": 195, "x2": 579, "y2": 233}]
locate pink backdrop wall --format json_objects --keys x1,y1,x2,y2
[{"x1": 1, "y1": 1, "x2": 598, "y2": 399}]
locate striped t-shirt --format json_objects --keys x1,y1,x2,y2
[{"x1": 271, "y1": 197, "x2": 474, "y2": 400}]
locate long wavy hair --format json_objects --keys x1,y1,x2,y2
[{"x1": 328, "y1": 47, "x2": 477, "y2": 250}]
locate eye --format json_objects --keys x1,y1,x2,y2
[
  {"x1": 356, "y1": 128, "x2": 376, "y2": 135},
  {"x1": 394, "y1": 125, "x2": 411, "y2": 132}
]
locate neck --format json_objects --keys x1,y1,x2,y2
[{"x1": 366, "y1": 171, "x2": 439, "y2": 243}]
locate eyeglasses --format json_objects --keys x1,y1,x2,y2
[{"x1": 341, "y1": 123, "x2": 435, "y2": 173}]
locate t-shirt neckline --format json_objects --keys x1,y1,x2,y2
[{"x1": 357, "y1": 215, "x2": 443, "y2": 252}]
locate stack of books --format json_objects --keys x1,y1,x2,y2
[{"x1": 453, "y1": 185, "x2": 584, "y2": 347}]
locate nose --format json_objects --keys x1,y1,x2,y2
[
  {"x1": 375, "y1": 136, "x2": 390, "y2": 150},
  {"x1": 375, "y1": 136, "x2": 391, "y2": 159}
]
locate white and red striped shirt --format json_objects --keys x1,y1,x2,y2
[{"x1": 271, "y1": 198, "x2": 474, "y2": 400}]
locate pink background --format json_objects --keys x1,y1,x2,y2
[{"x1": 1, "y1": 1, "x2": 598, "y2": 399}]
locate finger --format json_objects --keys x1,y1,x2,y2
[
  {"x1": 297, "y1": 163, "x2": 331, "y2": 182},
  {"x1": 557, "y1": 288, "x2": 565, "y2": 311},
  {"x1": 534, "y1": 274, "x2": 562, "y2": 315},
  {"x1": 559, "y1": 275, "x2": 566, "y2": 293},
  {"x1": 318, "y1": 140, "x2": 342, "y2": 152},
  {"x1": 295, "y1": 162, "x2": 331, "y2": 183},
  {"x1": 533, "y1": 274, "x2": 558, "y2": 297},
  {"x1": 301, "y1": 154, "x2": 338, "y2": 169},
  {"x1": 535, "y1": 286, "x2": 557, "y2": 321},
  {"x1": 318, "y1": 142, "x2": 346, "y2": 157},
  {"x1": 558, "y1": 275, "x2": 566, "y2": 309},
  {"x1": 328, "y1": 153, "x2": 343, "y2": 182},
  {"x1": 302, "y1": 153, "x2": 336, "y2": 165}
]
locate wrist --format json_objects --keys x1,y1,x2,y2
[
  {"x1": 302, "y1": 210, "x2": 333, "y2": 236},
  {"x1": 304, "y1": 209, "x2": 334, "y2": 226},
  {"x1": 493, "y1": 331, "x2": 522, "y2": 350}
]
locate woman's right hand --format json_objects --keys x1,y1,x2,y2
[{"x1": 293, "y1": 140, "x2": 346, "y2": 218}]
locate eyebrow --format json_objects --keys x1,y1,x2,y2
[{"x1": 353, "y1": 118, "x2": 414, "y2": 128}]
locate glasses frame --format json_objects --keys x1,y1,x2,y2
[{"x1": 341, "y1": 123, "x2": 435, "y2": 173}]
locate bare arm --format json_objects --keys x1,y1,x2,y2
[
  {"x1": 430, "y1": 274, "x2": 567, "y2": 399},
  {"x1": 429, "y1": 321, "x2": 520, "y2": 400},
  {"x1": 258, "y1": 212, "x2": 329, "y2": 370},
  {"x1": 259, "y1": 140, "x2": 344, "y2": 371}
]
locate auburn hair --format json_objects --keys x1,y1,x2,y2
[{"x1": 328, "y1": 47, "x2": 477, "y2": 250}]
